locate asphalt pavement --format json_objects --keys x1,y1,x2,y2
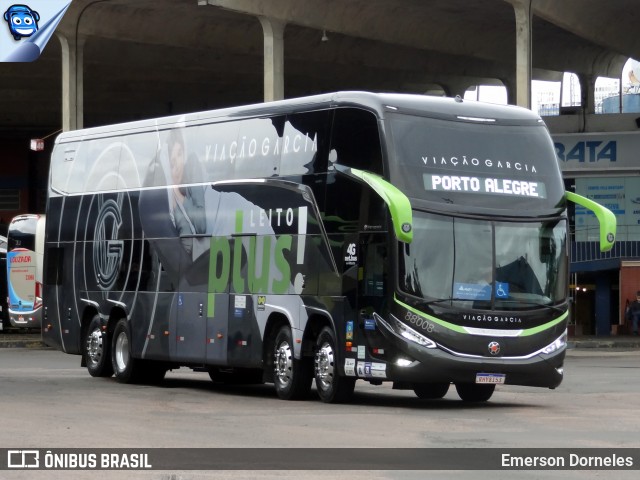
[{"x1": 1, "y1": 330, "x2": 639, "y2": 350}]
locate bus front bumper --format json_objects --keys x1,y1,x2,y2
[{"x1": 374, "y1": 313, "x2": 565, "y2": 389}]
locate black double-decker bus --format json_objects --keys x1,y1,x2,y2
[{"x1": 43, "y1": 92, "x2": 615, "y2": 402}]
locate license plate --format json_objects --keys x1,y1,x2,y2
[{"x1": 475, "y1": 373, "x2": 505, "y2": 384}]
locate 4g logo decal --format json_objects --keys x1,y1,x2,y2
[{"x1": 344, "y1": 242, "x2": 357, "y2": 266}]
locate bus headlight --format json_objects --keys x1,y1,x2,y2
[
  {"x1": 541, "y1": 330, "x2": 568, "y2": 355},
  {"x1": 391, "y1": 314, "x2": 437, "y2": 349},
  {"x1": 396, "y1": 358, "x2": 414, "y2": 367}
]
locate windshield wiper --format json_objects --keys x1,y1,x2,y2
[
  {"x1": 497, "y1": 300, "x2": 566, "y2": 313},
  {"x1": 424, "y1": 298, "x2": 467, "y2": 306},
  {"x1": 425, "y1": 297, "x2": 566, "y2": 314}
]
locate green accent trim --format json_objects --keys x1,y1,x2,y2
[
  {"x1": 394, "y1": 296, "x2": 568, "y2": 336},
  {"x1": 207, "y1": 293, "x2": 215, "y2": 318},
  {"x1": 235, "y1": 210, "x2": 244, "y2": 233},
  {"x1": 518, "y1": 311, "x2": 568, "y2": 336},
  {"x1": 348, "y1": 168, "x2": 413, "y2": 243},
  {"x1": 566, "y1": 191, "x2": 616, "y2": 252},
  {"x1": 272, "y1": 235, "x2": 292, "y2": 294},
  {"x1": 208, "y1": 236, "x2": 230, "y2": 293}
]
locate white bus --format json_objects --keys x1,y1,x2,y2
[{"x1": 7, "y1": 214, "x2": 45, "y2": 329}]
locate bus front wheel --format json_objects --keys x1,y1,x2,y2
[
  {"x1": 455, "y1": 383, "x2": 495, "y2": 402},
  {"x1": 84, "y1": 314, "x2": 113, "y2": 377},
  {"x1": 273, "y1": 325, "x2": 312, "y2": 400},
  {"x1": 413, "y1": 382, "x2": 450, "y2": 399},
  {"x1": 314, "y1": 327, "x2": 355, "y2": 403}
]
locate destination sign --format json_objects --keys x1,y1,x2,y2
[{"x1": 424, "y1": 174, "x2": 546, "y2": 199}]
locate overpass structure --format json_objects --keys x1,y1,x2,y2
[
  {"x1": 0, "y1": 0, "x2": 638, "y2": 132},
  {"x1": 1, "y1": 0, "x2": 640, "y2": 336}
]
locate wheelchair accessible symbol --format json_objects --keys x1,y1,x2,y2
[{"x1": 496, "y1": 282, "x2": 509, "y2": 298}]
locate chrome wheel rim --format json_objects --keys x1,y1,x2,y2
[
  {"x1": 114, "y1": 331, "x2": 129, "y2": 373},
  {"x1": 315, "y1": 341, "x2": 335, "y2": 391},
  {"x1": 274, "y1": 340, "x2": 293, "y2": 388},
  {"x1": 86, "y1": 328, "x2": 104, "y2": 367}
]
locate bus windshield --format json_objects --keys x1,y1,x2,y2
[
  {"x1": 7, "y1": 216, "x2": 38, "y2": 251},
  {"x1": 387, "y1": 113, "x2": 566, "y2": 212},
  {"x1": 398, "y1": 212, "x2": 568, "y2": 311}
]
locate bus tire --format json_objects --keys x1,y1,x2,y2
[
  {"x1": 314, "y1": 326, "x2": 355, "y2": 403},
  {"x1": 84, "y1": 314, "x2": 113, "y2": 377},
  {"x1": 273, "y1": 325, "x2": 312, "y2": 400},
  {"x1": 111, "y1": 318, "x2": 142, "y2": 384},
  {"x1": 413, "y1": 382, "x2": 450, "y2": 399},
  {"x1": 455, "y1": 383, "x2": 495, "y2": 402}
]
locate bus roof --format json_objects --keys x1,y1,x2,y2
[{"x1": 55, "y1": 91, "x2": 544, "y2": 144}]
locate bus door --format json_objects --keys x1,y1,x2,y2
[
  {"x1": 225, "y1": 234, "x2": 262, "y2": 367},
  {"x1": 205, "y1": 236, "x2": 229, "y2": 364},
  {"x1": 358, "y1": 233, "x2": 389, "y2": 355},
  {"x1": 205, "y1": 291, "x2": 229, "y2": 364},
  {"x1": 180, "y1": 235, "x2": 229, "y2": 364},
  {"x1": 174, "y1": 235, "x2": 210, "y2": 363}
]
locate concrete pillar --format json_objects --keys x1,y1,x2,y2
[
  {"x1": 578, "y1": 73, "x2": 596, "y2": 114},
  {"x1": 258, "y1": 16, "x2": 285, "y2": 102},
  {"x1": 510, "y1": 0, "x2": 532, "y2": 109},
  {"x1": 502, "y1": 77, "x2": 517, "y2": 106},
  {"x1": 595, "y1": 274, "x2": 612, "y2": 336},
  {"x1": 57, "y1": 32, "x2": 84, "y2": 131},
  {"x1": 442, "y1": 80, "x2": 472, "y2": 99}
]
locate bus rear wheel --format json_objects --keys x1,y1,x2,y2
[
  {"x1": 413, "y1": 382, "x2": 450, "y2": 399},
  {"x1": 84, "y1": 314, "x2": 113, "y2": 377},
  {"x1": 273, "y1": 325, "x2": 312, "y2": 400},
  {"x1": 314, "y1": 327, "x2": 355, "y2": 403},
  {"x1": 455, "y1": 383, "x2": 495, "y2": 402},
  {"x1": 111, "y1": 319, "x2": 143, "y2": 384}
]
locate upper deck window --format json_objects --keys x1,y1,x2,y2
[
  {"x1": 330, "y1": 108, "x2": 383, "y2": 175},
  {"x1": 387, "y1": 113, "x2": 566, "y2": 213}
]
